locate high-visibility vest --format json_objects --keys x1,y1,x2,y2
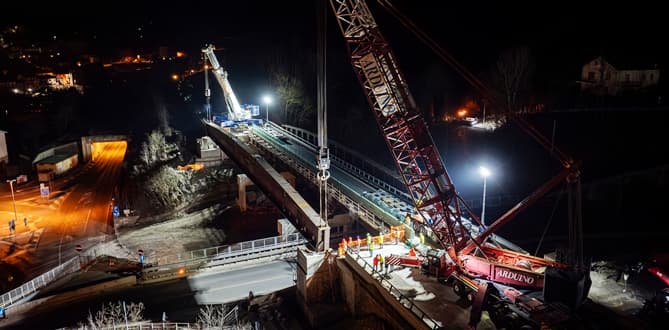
[{"x1": 379, "y1": 255, "x2": 385, "y2": 264}]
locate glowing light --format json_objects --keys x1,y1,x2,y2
[
  {"x1": 457, "y1": 109, "x2": 467, "y2": 117},
  {"x1": 479, "y1": 166, "x2": 491, "y2": 178},
  {"x1": 176, "y1": 51, "x2": 185, "y2": 58},
  {"x1": 171, "y1": 74, "x2": 179, "y2": 81}
]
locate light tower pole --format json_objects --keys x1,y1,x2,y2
[
  {"x1": 262, "y1": 95, "x2": 272, "y2": 125},
  {"x1": 479, "y1": 166, "x2": 491, "y2": 229},
  {"x1": 6, "y1": 179, "x2": 18, "y2": 232}
]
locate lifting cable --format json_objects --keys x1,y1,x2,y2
[{"x1": 534, "y1": 186, "x2": 565, "y2": 256}]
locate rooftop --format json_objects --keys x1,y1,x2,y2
[{"x1": 37, "y1": 153, "x2": 77, "y2": 164}]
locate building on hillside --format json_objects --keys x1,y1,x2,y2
[
  {"x1": 35, "y1": 153, "x2": 78, "y2": 181},
  {"x1": 579, "y1": 56, "x2": 660, "y2": 96}
]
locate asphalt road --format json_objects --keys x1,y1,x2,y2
[
  {"x1": 0, "y1": 141, "x2": 126, "y2": 288},
  {"x1": 1, "y1": 259, "x2": 297, "y2": 329}
]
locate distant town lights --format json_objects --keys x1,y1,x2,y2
[{"x1": 171, "y1": 74, "x2": 179, "y2": 81}]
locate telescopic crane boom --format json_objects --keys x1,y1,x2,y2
[{"x1": 202, "y1": 44, "x2": 251, "y2": 121}]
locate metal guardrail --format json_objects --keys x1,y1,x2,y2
[
  {"x1": 147, "y1": 233, "x2": 306, "y2": 269},
  {"x1": 0, "y1": 256, "x2": 80, "y2": 308},
  {"x1": 274, "y1": 123, "x2": 411, "y2": 202},
  {"x1": 347, "y1": 249, "x2": 441, "y2": 330},
  {"x1": 249, "y1": 127, "x2": 388, "y2": 231},
  {"x1": 139, "y1": 234, "x2": 306, "y2": 278}
]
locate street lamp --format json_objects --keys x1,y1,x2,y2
[
  {"x1": 6, "y1": 179, "x2": 18, "y2": 231},
  {"x1": 262, "y1": 95, "x2": 272, "y2": 125},
  {"x1": 479, "y1": 166, "x2": 491, "y2": 230}
]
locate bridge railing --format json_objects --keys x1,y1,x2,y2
[
  {"x1": 270, "y1": 123, "x2": 411, "y2": 202},
  {"x1": 63, "y1": 322, "x2": 235, "y2": 329},
  {"x1": 150, "y1": 233, "x2": 307, "y2": 268},
  {"x1": 0, "y1": 256, "x2": 80, "y2": 308},
  {"x1": 250, "y1": 127, "x2": 392, "y2": 231},
  {"x1": 347, "y1": 249, "x2": 441, "y2": 330}
]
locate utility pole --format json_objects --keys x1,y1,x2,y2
[
  {"x1": 316, "y1": 0, "x2": 331, "y2": 251},
  {"x1": 6, "y1": 179, "x2": 18, "y2": 231}
]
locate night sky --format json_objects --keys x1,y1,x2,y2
[{"x1": 5, "y1": 1, "x2": 665, "y2": 70}]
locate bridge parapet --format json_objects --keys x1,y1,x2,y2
[{"x1": 0, "y1": 256, "x2": 80, "y2": 308}]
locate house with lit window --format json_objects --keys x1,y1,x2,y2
[{"x1": 579, "y1": 56, "x2": 660, "y2": 96}]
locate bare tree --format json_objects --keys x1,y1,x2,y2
[
  {"x1": 492, "y1": 46, "x2": 535, "y2": 111},
  {"x1": 197, "y1": 304, "x2": 252, "y2": 330},
  {"x1": 132, "y1": 129, "x2": 180, "y2": 176},
  {"x1": 265, "y1": 33, "x2": 316, "y2": 128},
  {"x1": 273, "y1": 73, "x2": 314, "y2": 126},
  {"x1": 81, "y1": 301, "x2": 145, "y2": 329},
  {"x1": 198, "y1": 304, "x2": 226, "y2": 329},
  {"x1": 144, "y1": 165, "x2": 194, "y2": 209}
]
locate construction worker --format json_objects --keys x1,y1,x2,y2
[
  {"x1": 419, "y1": 232, "x2": 425, "y2": 245},
  {"x1": 338, "y1": 243, "x2": 345, "y2": 258},
  {"x1": 379, "y1": 254, "x2": 385, "y2": 274},
  {"x1": 409, "y1": 247, "x2": 416, "y2": 257},
  {"x1": 366, "y1": 233, "x2": 372, "y2": 249},
  {"x1": 404, "y1": 213, "x2": 412, "y2": 225},
  {"x1": 348, "y1": 236, "x2": 353, "y2": 248},
  {"x1": 356, "y1": 235, "x2": 361, "y2": 254},
  {"x1": 377, "y1": 234, "x2": 384, "y2": 249},
  {"x1": 369, "y1": 240, "x2": 375, "y2": 258},
  {"x1": 341, "y1": 238, "x2": 348, "y2": 251},
  {"x1": 373, "y1": 254, "x2": 379, "y2": 271}
]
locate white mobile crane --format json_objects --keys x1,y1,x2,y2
[{"x1": 201, "y1": 44, "x2": 259, "y2": 127}]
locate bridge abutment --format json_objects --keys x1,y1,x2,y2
[{"x1": 296, "y1": 247, "x2": 431, "y2": 330}]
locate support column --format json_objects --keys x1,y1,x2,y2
[{"x1": 237, "y1": 174, "x2": 251, "y2": 212}]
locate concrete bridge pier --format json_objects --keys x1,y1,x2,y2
[{"x1": 237, "y1": 172, "x2": 296, "y2": 212}]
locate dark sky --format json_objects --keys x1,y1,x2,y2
[
  {"x1": 5, "y1": 1, "x2": 664, "y2": 66},
  {"x1": 4, "y1": 1, "x2": 665, "y2": 110}
]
